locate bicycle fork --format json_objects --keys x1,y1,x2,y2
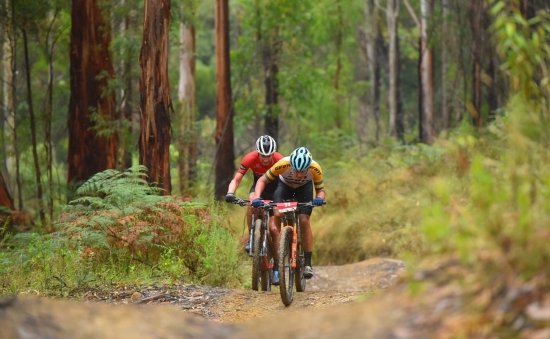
[
  {"x1": 291, "y1": 227, "x2": 298, "y2": 268},
  {"x1": 282, "y1": 215, "x2": 299, "y2": 269}
]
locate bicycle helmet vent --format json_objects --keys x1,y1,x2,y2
[
  {"x1": 256, "y1": 135, "x2": 277, "y2": 156},
  {"x1": 290, "y1": 147, "x2": 312, "y2": 171}
]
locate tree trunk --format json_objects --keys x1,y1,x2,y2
[
  {"x1": 44, "y1": 15, "x2": 56, "y2": 225},
  {"x1": 118, "y1": 0, "x2": 134, "y2": 171},
  {"x1": 0, "y1": 171, "x2": 13, "y2": 210},
  {"x1": 387, "y1": 0, "x2": 399, "y2": 137},
  {"x1": 22, "y1": 28, "x2": 45, "y2": 227},
  {"x1": 263, "y1": 38, "x2": 279, "y2": 139},
  {"x1": 177, "y1": 18, "x2": 198, "y2": 194},
  {"x1": 4, "y1": 0, "x2": 22, "y2": 210},
  {"x1": 214, "y1": 0, "x2": 235, "y2": 200},
  {"x1": 333, "y1": 0, "x2": 344, "y2": 130},
  {"x1": 365, "y1": 0, "x2": 381, "y2": 142},
  {"x1": 1, "y1": 11, "x2": 10, "y2": 190},
  {"x1": 442, "y1": 0, "x2": 450, "y2": 129},
  {"x1": 396, "y1": 31, "x2": 405, "y2": 140},
  {"x1": 420, "y1": 0, "x2": 435, "y2": 144},
  {"x1": 484, "y1": 10, "x2": 498, "y2": 122},
  {"x1": 139, "y1": 0, "x2": 173, "y2": 195},
  {"x1": 0, "y1": 170, "x2": 14, "y2": 234},
  {"x1": 470, "y1": 0, "x2": 483, "y2": 128},
  {"x1": 356, "y1": 27, "x2": 369, "y2": 145},
  {"x1": 68, "y1": 0, "x2": 119, "y2": 194}
]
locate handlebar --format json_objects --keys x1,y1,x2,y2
[
  {"x1": 255, "y1": 200, "x2": 327, "y2": 211},
  {"x1": 230, "y1": 198, "x2": 250, "y2": 207},
  {"x1": 227, "y1": 198, "x2": 326, "y2": 209}
]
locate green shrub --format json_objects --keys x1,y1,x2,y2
[{"x1": 0, "y1": 166, "x2": 243, "y2": 296}]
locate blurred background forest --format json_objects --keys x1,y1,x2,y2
[{"x1": 1, "y1": 0, "x2": 535, "y2": 226}]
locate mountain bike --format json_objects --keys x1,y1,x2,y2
[
  {"x1": 274, "y1": 200, "x2": 325, "y2": 306},
  {"x1": 230, "y1": 198, "x2": 274, "y2": 291}
]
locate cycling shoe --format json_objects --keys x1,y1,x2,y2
[
  {"x1": 272, "y1": 271, "x2": 280, "y2": 285},
  {"x1": 304, "y1": 266, "x2": 314, "y2": 279}
]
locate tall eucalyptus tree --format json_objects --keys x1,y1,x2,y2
[
  {"x1": 68, "y1": 0, "x2": 118, "y2": 193},
  {"x1": 470, "y1": 0, "x2": 483, "y2": 127},
  {"x1": 22, "y1": 18, "x2": 45, "y2": 226},
  {"x1": 139, "y1": 0, "x2": 173, "y2": 194},
  {"x1": 176, "y1": 0, "x2": 198, "y2": 194},
  {"x1": 387, "y1": 0, "x2": 401, "y2": 138},
  {"x1": 214, "y1": 0, "x2": 234, "y2": 199},
  {"x1": 441, "y1": 0, "x2": 450, "y2": 129},
  {"x1": 404, "y1": 0, "x2": 435, "y2": 143},
  {"x1": 3, "y1": 0, "x2": 22, "y2": 210},
  {"x1": 419, "y1": 0, "x2": 435, "y2": 143},
  {"x1": 364, "y1": 0, "x2": 381, "y2": 142}
]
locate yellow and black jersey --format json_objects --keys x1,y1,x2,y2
[{"x1": 264, "y1": 156, "x2": 324, "y2": 191}]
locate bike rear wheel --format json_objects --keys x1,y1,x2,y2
[
  {"x1": 278, "y1": 226, "x2": 295, "y2": 306},
  {"x1": 251, "y1": 219, "x2": 262, "y2": 291}
]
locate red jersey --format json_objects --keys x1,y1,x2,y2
[{"x1": 237, "y1": 150, "x2": 283, "y2": 179}]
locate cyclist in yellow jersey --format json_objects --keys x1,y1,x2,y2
[{"x1": 252, "y1": 147, "x2": 325, "y2": 280}]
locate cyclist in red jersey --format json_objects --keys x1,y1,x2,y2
[{"x1": 225, "y1": 135, "x2": 283, "y2": 254}]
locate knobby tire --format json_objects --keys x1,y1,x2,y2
[
  {"x1": 251, "y1": 219, "x2": 262, "y2": 291},
  {"x1": 260, "y1": 225, "x2": 273, "y2": 291},
  {"x1": 278, "y1": 226, "x2": 295, "y2": 306}
]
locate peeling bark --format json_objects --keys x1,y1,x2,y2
[
  {"x1": 68, "y1": 0, "x2": 119, "y2": 191},
  {"x1": 139, "y1": 0, "x2": 173, "y2": 194},
  {"x1": 214, "y1": 0, "x2": 235, "y2": 199}
]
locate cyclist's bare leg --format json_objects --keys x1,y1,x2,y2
[
  {"x1": 244, "y1": 193, "x2": 259, "y2": 246},
  {"x1": 269, "y1": 208, "x2": 281, "y2": 259},
  {"x1": 298, "y1": 214, "x2": 313, "y2": 252},
  {"x1": 299, "y1": 213, "x2": 314, "y2": 278}
]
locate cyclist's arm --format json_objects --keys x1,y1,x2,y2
[
  {"x1": 252, "y1": 175, "x2": 269, "y2": 200},
  {"x1": 227, "y1": 172, "x2": 245, "y2": 194},
  {"x1": 315, "y1": 188, "x2": 326, "y2": 201},
  {"x1": 311, "y1": 162, "x2": 325, "y2": 200}
]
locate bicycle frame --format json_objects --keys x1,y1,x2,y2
[
  {"x1": 277, "y1": 202, "x2": 301, "y2": 268},
  {"x1": 271, "y1": 200, "x2": 325, "y2": 306},
  {"x1": 230, "y1": 198, "x2": 273, "y2": 291}
]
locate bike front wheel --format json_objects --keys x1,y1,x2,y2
[
  {"x1": 278, "y1": 226, "x2": 295, "y2": 306},
  {"x1": 258, "y1": 220, "x2": 272, "y2": 291}
]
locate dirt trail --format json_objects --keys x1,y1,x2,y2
[
  {"x1": 0, "y1": 258, "x2": 424, "y2": 339},
  {"x1": 92, "y1": 257, "x2": 405, "y2": 324},
  {"x1": 207, "y1": 258, "x2": 405, "y2": 323}
]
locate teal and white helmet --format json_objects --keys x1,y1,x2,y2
[{"x1": 290, "y1": 147, "x2": 312, "y2": 171}]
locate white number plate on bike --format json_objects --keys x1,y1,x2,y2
[{"x1": 276, "y1": 201, "x2": 298, "y2": 212}]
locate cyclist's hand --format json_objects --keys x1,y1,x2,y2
[
  {"x1": 225, "y1": 193, "x2": 236, "y2": 203},
  {"x1": 251, "y1": 198, "x2": 264, "y2": 208},
  {"x1": 312, "y1": 197, "x2": 324, "y2": 206}
]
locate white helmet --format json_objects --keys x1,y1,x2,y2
[{"x1": 256, "y1": 135, "x2": 277, "y2": 156}]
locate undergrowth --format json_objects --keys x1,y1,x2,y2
[{"x1": 0, "y1": 166, "x2": 243, "y2": 297}]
